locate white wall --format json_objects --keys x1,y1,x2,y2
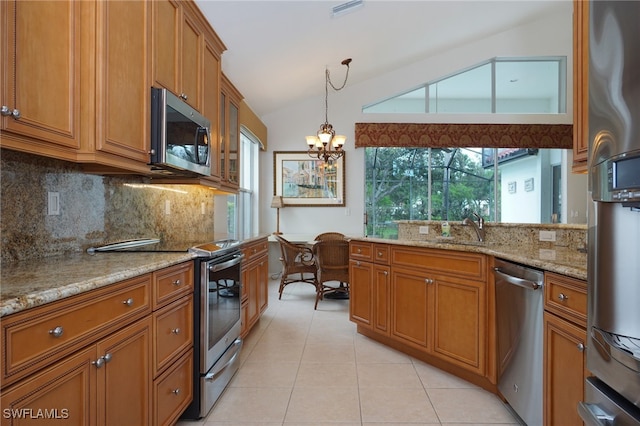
[{"x1": 259, "y1": 6, "x2": 573, "y2": 237}]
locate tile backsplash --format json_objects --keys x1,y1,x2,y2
[{"x1": 1, "y1": 150, "x2": 217, "y2": 263}]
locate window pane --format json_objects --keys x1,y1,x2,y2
[
  {"x1": 363, "y1": 86, "x2": 426, "y2": 113},
  {"x1": 495, "y1": 60, "x2": 561, "y2": 113},
  {"x1": 429, "y1": 63, "x2": 492, "y2": 113}
]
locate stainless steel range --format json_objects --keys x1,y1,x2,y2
[{"x1": 183, "y1": 241, "x2": 243, "y2": 419}]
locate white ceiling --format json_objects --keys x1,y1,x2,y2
[{"x1": 195, "y1": 0, "x2": 568, "y2": 117}]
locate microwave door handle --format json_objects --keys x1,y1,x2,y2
[{"x1": 194, "y1": 130, "x2": 201, "y2": 164}]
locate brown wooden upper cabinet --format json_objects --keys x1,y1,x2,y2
[
  {"x1": 219, "y1": 74, "x2": 243, "y2": 191},
  {"x1": 0, "y1": 0, "x2": 82, "y2": 158},
  {"x1": 572, "y1": 0, "x2": 589, "y2": 173},
  {"x1": 153, "y1": 0, "x2": 205, "y2": 113}
]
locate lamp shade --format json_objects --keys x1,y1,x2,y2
[{"x1": 270, "y1": 195, "x2": 284, "y2": 208}]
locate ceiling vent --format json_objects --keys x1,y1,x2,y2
[{"x1": 332, "y1": 0, "x2": 364, "y2": 17}]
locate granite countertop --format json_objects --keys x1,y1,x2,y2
[
  {"x1": 0, "y1": 252, "x2": 194, "y2": 317},
  {"x1": 353, "y1": 237, "x2": 587, "y2": 281},
  {"x1": 0, "y1": 235, "x2": 273, "y2": 318}
]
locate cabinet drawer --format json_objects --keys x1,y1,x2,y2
[
  {"x1": 242, "y1": 238, "x2": 268, "y2": 263},
  {"x1": 373, "y1": 244, "x2": 390, "y2": 264},
  {"x1": 391, "y1": 246, "x2": 486, "y2": 281},
  {"x1": 2, "y1": 275, "x2": 151, "y2": 386},
  {"x1": 350, "y1": 241, "x2": 373, "y2": 261},
  {"x1": 153, "y1": 348, "x2": 194, "y2": 426},
  {"x1": 153, "y1": 295, "x2": 193, "y2": 377},
  {"x1": 153, "y1": 261, "x2": 194, "y2": 309},
  {"x1": 544, "y1": 272, "x2": 587, "y2": 327}
]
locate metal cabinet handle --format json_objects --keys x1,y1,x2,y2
[
  {"x1": 103, "y1": 353, "x2": 112, "y2": 363},
  {"x1": 577, "y1": 343, "x2": 585, "y2": 352},
  {"x1": 180, "y1": 93, "x2": 188, "y2": 101},
  {"x1": 0, "y1": 106, "x2": 19, "y2": 118},
  {"x1": 92, "y1": 357, "x2": 105, "y2": 368},
  {"x1": 383, "y1": 271, "x2": 388, "y2": 276},
  {"x1": 558, "y1": 293, "x2": 569, "y2": 301},
  {"x1": 172, "y1": 279, "x2": 181, "y2": 286},
  {"x1": 49, "y1": 326, "x2": 64, "y2": 337},
  {"x1": 172, "y1": 328, "x2": 181, "y2": 334},
  {"x1": 377, "y1": 251, "x2": 383, "y2": 257},
  {"x1": 123, "y1": 298, "x2": 134, "y2": 306},
  {"x1": 172, "y1": 388, "x2": 180, "y2": 395},
  {"x1": 424, "y1": 278, "x2": 433, "y2": 284}
]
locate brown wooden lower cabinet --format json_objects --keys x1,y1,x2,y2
[
  {"x1": 241, "y1": 237, "x2": 269, "y2": 337},
  {"x1": 0, "y1": 260, "x2": 195, "y2": 426},
  {"x1": 543, "y1": 272, "x2": 588, "y2": 426},
  {"x1": 1, "y1": 317, "x2": 152, "y2": 426},
  {"x1": 349, "y1": 241, "x2": 493, "y2": 389}
]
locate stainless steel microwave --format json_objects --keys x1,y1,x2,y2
[{"x1": 150, "y1": 87, "x2": 211, "y2": 177}]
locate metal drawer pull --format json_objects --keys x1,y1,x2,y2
[
  {"x1": 377, "y1": 251, "x2": 383, "y2": 257},
  {"x1": 577, "y1": 343, "x2": 585, "y2": 352},
  {"x1": 123, "y1": 298, "x2": 134, "y2": 306},
  {"x1": 49, "y1": 326, "x2": 64, "y2": 337},
  {"x1": 103, "y1": 353, "x2": 112, "y2": 363},
  {"x1": 172, "y1": 328, "x2": 181, "y2": 334},
  {"x1": 558, "y1": 293, "x2": 569, "y2": 301},
  {"x1": 172, "y1": 388, "x2": 180, "y2": 395},
  {"x1": 172, "y1": 279, "x2": 181, "y2": 286}
]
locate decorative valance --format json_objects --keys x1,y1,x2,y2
[{"x1": 354, "y1": 123, "x2": 573, "y2": 149}]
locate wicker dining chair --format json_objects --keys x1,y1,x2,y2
[
  {"x1": 313, "y1": 238, "x2": 350, "y2": 309},
  {"x1": 273, "y1": 235, "x2": 319, "y2": 300}
]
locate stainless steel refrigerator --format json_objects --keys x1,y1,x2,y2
[{"x1": 579, "y1": 1, "x2": 640, "y2": 424}]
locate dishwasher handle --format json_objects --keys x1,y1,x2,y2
[{"x1": 494, "y1": 267, "x2": 541, "y2": 290}]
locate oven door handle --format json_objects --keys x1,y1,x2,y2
[
  {"x1": 204, "y1": 339, "x2": 242, "y2": 382},
  {"x1": 208, "y1": 254, "x2": 244, "y2": 272}
]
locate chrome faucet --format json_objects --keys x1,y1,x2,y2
[{"x1": 462, "y1": 212, "x2": 485, "y2": 242}]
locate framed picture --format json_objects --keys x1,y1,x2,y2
[{"x1": 273, "y1": 151, "x2": 345, "y2": 206}]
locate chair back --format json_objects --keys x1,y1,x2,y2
[
  {"x1": 314, "y1": 232, "x2": 346, "y2": 241},
  {"x1": 274, "y1": 235, "x2": 316, "y2": 275},
  {"x1": 314, "y1": 239, "x2": 350, "y2": 284}
]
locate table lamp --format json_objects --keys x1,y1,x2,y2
[{"x1": 271, "y1": 195, "x2": 284, "y2": 234}]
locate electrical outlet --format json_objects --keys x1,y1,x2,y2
[
  {"x1": 47, "y1": 192, "x2": 60, "y2": 215},
  {"x1": 201, "y1": 202, "x2": 206, "y2": 215},
  {"x1": 539, "y1": 230, "x2": 556, "y2": 242},
  {"x1": 419, "y1": 226, "x2": 429, "y2": 234},
  {"x1": 165, "y1": 200, "x2": 171, "y2": 215}
]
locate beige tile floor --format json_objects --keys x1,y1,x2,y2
[{"x1": 177, "y1": 278, "x2": 522, "y2": 425}]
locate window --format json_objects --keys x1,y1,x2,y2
[
  {"x1": 364, "y1": 147, "x2": 563, "y2": 238},
  {"x1": 218, "y1": 130, "x2": 260, "y2": 240},
  {"x1": 236, "y1": 130, "x2": 260, "y2": 240},
  {"x1": 363, "y1": 57, "x2": 566, "y2": 114}
]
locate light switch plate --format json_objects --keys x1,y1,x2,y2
[
  {"x1": 539, "y1": 230, "x2": 556, "y2": 242},
  {"x1": 419, "y1": 226, "x2": 429, "y2": 234}
]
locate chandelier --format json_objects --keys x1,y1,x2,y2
[{"x1": 306, "y1": 58, "x2": 352, "y2": 163}]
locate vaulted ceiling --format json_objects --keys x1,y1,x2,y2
[{"x1": 195, "y1": 1, "x2": 569, "y2": 117}]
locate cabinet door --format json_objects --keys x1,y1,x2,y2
[
  {"x1": 202, "y1": 38, "x2": 221, "y2": 179},
  {"x1": 432, "y1": 276, "x2": 486, "y2": 375},
  {"x1": 373, "y1": 264, "x2": 390, "y2": 335},
  {"x1": 1, "y1": 0, "x2": 80, "y2": 150},
  {"x1": 258, "y1": 257, "x2": 269, "y2": 314},
  {"x1": 0, "y1": 346, "x2": 97, "y2": 426},
  {"x1": 543, "y1": 312, "x2": 587, "y2": 426},
  {"x1": 390, "y1": 267, "x2": 430, "y2": 350},
  {"x1": 97, "y1": 317, "x2": 152, "y2": 426},
  {"x1": 180, "y1": 6, "x2": 203, "y2": 111},
  {"x1": 349, "y1": 260, "x2": 373, "y2": 328},
  {"x1": 153, "y1": 0, "x2": 180, "y2": 94},
  {"x1": 96, "y1": 0, "x2": 150, "y2": 163},
  {"x1": 572, "y1": 0, "x2": 589, "y2": 172}
]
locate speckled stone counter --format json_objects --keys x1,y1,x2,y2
[
  {"x1": 1, "y1": 252, "x2": 194, "y2": 317},
  {"x1": 351, "y1": 237, "x2": 587, "y2": 281}
]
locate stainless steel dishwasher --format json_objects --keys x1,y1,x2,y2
[{"x1": 495, "y1": 258, "x2": 544, "y2": 426}]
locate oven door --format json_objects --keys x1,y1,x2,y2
[{"x1": 201, "y1": 251, "x2": 243, "y2": 371}]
